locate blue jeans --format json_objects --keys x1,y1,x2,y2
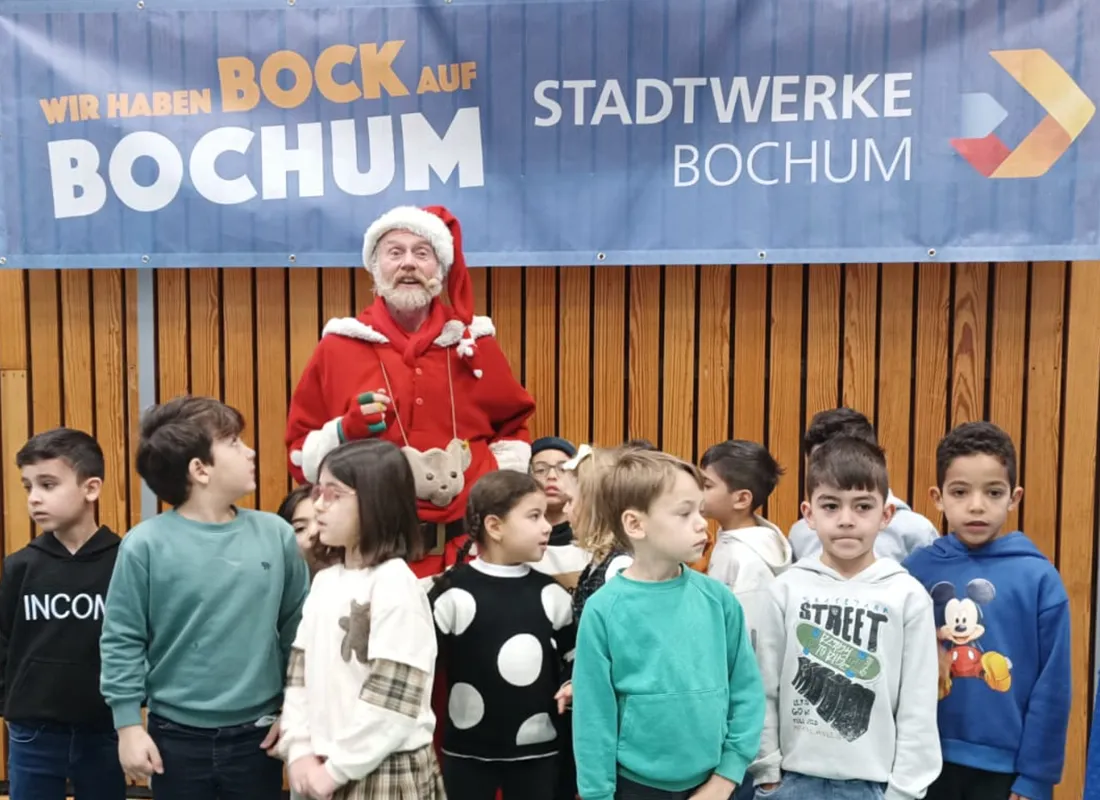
[
  {"x1": 755, "y1": 772, "x2": 885, "y2": 800},
  {"x1": 146, "y1": 712, "x2": 284, "y2": 799},
  {"x1": 7, "y1": 722, "x2": 126, "y2": 800}
]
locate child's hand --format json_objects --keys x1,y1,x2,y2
[
  {"x1": 259, "y1": 717, "x2": 282, "y2": 756},
  {"x1": 118, "y1": 725, "x2": 164, "y2": 782},
  {"x1": 555, "y1": 682, "x2": 573, "y2": 714},
  {"x1": 288, "y1": 755, "x2": 322, "y2": 795},
  {"x1": 758, "y1": 783, "x2": 780, "y2": 792},
  {"x1": 688, "y1": 774, "x2": 736, "y2": 799},
  {"x1": 306, "y1": 761, "x2": 338, "y2": 800}
]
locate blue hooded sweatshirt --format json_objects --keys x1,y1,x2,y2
[
  {"x1": 902, "y1": 532, "x2": 1070, "y2": 800},
  {"x1": 1086, "y1": 687, "x2": 1100, "y2": 800}
]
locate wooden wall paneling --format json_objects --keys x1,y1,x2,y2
[
  {"x1": 910, "y1": 263, "x2": 950, "y2": 523},
  {"x1": 0, "y1": 270, "x2": 31, "y2": 555},
  {"x1": 288, "y1": 269, "x2": 320, "y2": 392},
  {"x1": 321, "y1": 268, "x2": 353, "y2": 324},
  {"x1": 27, "y1": 271, "x2": 61, "y2": 433},
  {"x1": 156, "y1": 270, "x2": 190, "y2": 402},
  {"x1": 91, "y1": 271, "x2": 128, "y2": 534},
  {"x1": 1057, "y1": 262, "x2": 1100, "y2": 800},
  {"x1": 732, "y1": 265, "x2": 767, "y2": 444},
  {"x1": 988, "y1": 262, "x2": 1027, "y2": 533},
  {"x1": 490, "y1": 268, "x2": 523, "y2": 380},
  {"x1": 222, "y1": 269, "x2": 256, "y2": 507},
  {"x1": 950, "y1": 263, "x2": 988, "y2": 426},
  {"x1": 628, "y1": 267, "x2": 661, "y2": 445},
  {"x1": 695, "y1": 266, "x2": 731, "y2": 460},
  {"x1": 877, "y1": 264, "x2": 914, "y2": 500},
  {"x1": 469, "y1": 268, "x2": 489, "y2": 317},
  {"x1": 524, "y1": 267, "x2": 557, "y2": 439},
  {"x1": 1022, "y1": 263, "x2": 1065, "y2": 560},
  {"x1": 354, "y1": 268, "x2": 373, "y2": 312},
  {"x1": 255, "y1": 269, "x2": 290, "y2": 512},
  {"x1": 592, "y1": 266, "x2": 626, "y2": 445},
  {"x1": 767, "y1": 266, "x2": 804, "y2": 531},
  {"x1": 60, "y1": 271, "x2": 94, "y2": 434},
  {"x1": 125, "y1": 272, "x2": 141, "y2": 529},
  {"x1": 188, "y1": 269, "x2": 222, "y2": 399},
  {"x1": 841, "y1": 263, "x2": 878, "y2": 419},
  {"x1": 661, "y1": 266, "x2": 696, "y2": 461},
  {"x1": 803, "y1": 265, "x2": 840, "y2": 425},
  {"x1": 558, "y1": 267, "x2": 591, "y2": 446}
]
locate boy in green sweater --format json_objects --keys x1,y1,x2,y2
[
  {"x1": 99, "y1": 396, "x2": 310, "y2": 798},
  {"x1": 572, "y1": 449, "x2": 764, "y2": 800}
]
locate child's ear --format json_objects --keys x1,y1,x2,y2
[
  {"x1": 188, "y1": 457, "x2": 210, "y2": 487},
  {"x1": 732, "y1": 489, "x2": 754, "y2": 512},
  {"x1": 880, "y1": 501, "x2": 896, "y2": 530},
  {"x1": 929, "y1": 486, "x2": 945, "y2": 513},
  {"x1": 1008, "y1": 486, "x2": 1023, "y2": 510},
  {"x1": 484, "y1": 513, "x2": 505, "y2": 544},
  {"x1": 799, "y1": 500, "x2": 814, "y2": 529},
  {"x1": 83, "y1": 477, "x2": 103, "y2": 503},
  {"x1": 621, "y1": 509, "x2": 645, "y2": 542}
]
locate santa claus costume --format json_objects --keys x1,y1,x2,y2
[{"x1": 285, "y1": 206, "x2": 535, "y2": 580}]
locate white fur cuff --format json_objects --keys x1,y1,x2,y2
[
  {"x1": 301, "y1": 418, "x2": 343, "y2": 483},
  {"x1": 490, "y1": 439, "x2": 533, "y2": 473}
]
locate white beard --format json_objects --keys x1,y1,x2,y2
[{"x1": 375, "y1": 272, "x2": 443, "y2": 312}]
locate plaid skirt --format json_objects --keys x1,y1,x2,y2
[{"x1": 334, "y1": 744, "x2": 446, "y2": 800}]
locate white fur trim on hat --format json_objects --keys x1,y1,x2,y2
[{"x1": 362, "y1": 206, "x2": 455, "y2": 272}]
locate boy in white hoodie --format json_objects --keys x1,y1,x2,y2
[
  {"x1": 751, "y1": 437, "x2": 941, "y2": 800},
  {"x1": 701, "y1": 440, "x2": 790, "y2": 650}
]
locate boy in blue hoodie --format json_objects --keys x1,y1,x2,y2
[
  {"x1": 903, "y1": 421, "x2": 1071, "y2": 800},
  {"x1": 100, "y1": 396, "x2": 311, "y2": 798}
]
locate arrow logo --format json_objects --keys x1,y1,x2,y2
[{"x1": 951, "y1": 49, "x2": 1094, "y2": 179}]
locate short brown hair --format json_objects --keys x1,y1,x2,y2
[
  {"x1": 597, "y1": 450, "x2": 704, "y2": 549},
  {"x1": 312, "y1": 439, "x2": 423, "y2": 567},
  {"x1": 136, "y1": 396, "x2": 245, "y2": 507},
  {"x1": 805, "y1": 436, "x2": 889, "y2": 500}
]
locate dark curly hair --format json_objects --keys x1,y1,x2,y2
[
  {"x1": 803, "y1": 407, "x2": 876, "y2": 455},
  {"x1": 936, "y1": 421, "x2": 1017, "y2": 488}
]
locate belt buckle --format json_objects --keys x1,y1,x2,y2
[{"x1": 426, "y1": 523, "x2": 446, "y2": 556}]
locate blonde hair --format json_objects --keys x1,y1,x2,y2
[
  {"x1": 596, "y1": 450, "x2": 704, "y2": 551},
  {"x1": 569, "y1": 447, "x2": 621, "y2": 563}
]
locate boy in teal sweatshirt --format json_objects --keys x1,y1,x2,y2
[
  {"x1": 99, "y1": 396, "x2": 310, "y2": 798},
  {"x1": 572, "y1": 449, "x2": 764, "y2": 800}
]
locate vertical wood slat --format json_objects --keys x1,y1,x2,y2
[
  {"x1": 628, "y1": 267, "x2": 660, "y2": 445},
  {"x1": 125, "y1": 272, "x2": 141, "y2": 529},
  {"x1": 732, "y1": 266, "x2": 767, "y2": 444},
  {"x1": 92, "y1": 271, "x2": 128, "y2": 534},
  {"x1": 222, "y1": 269, "x2": 256, "y2": 507},
  {"x1": 910, "y1": 264, "x2": 950, "y2": 524},
  {"x1": 841, "y1": 263, "x2": 877, "y2": 419},
  {"x1": 696, "y1": 266, "x2": 731, "y2": 458},
  {"x1": 950, "y1": 263, "x2": 988, "y2": 426},
  {"x1": 767, "y1": 266, "x2": 803, "y2": 532},
  {"x1": 524, "y1": 267, "x2": 557, "y2": 439},
  {"x1": 1022, "y1": 263, "x2": 1065, "y2": 561},
  {"x1": 1058, "y1": 263, "x2": 1100, "y2": 800},
  {"x1": 490, "y1": 268, "x2": 523, "y2": 381},
  {"x1": 28, "y1": 271, "x2": 61, "y2": 434},
  {"x1": 877, "y1": 264, "x2": 914, "y2": 501},
  {"x1": 188, "y1": 269, "x2": 222, "y2": 399},
  {"x1": 60, "y1": 271, "x2": 94, "y2": 434},
  {"x1": 288, "y1": 269, "x2": 320, "y2": 393},
  {"x1": 255, "y1": 270, "x2": 289, "y2": 511},
  {"x1": 804, "y1": 265, "x2": 840, "y2": 425},
  {"x1": 0, "y1": 270, "x2": 31, "y2": 555},
  {"x1": 988, "y1": 263, "x2": 1028, "y2": 533},
  {"x1": 661, "y1": 267, "x2": 695, "y2": 461},
  {"x1": 558, "y1": 267, "x2": 591, "y2": 446},
  {"x1": 469, "y1": 267, "x2": 489, "y2": 317},
  {"x1": 592, "y1": 267, "x2": 625, "y2": 445}
]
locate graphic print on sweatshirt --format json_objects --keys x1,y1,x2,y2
[
  {"x1": 931, "y1": 579, "x2": 1013, "y2": 697},
  {"x1": 792, "y1": 598, "x2": 888, "y2": 742},
  {"x1": 340, "y1": 599, "x2": 371, "y2": 663}
]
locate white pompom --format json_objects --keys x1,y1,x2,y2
[{"x1": 290, "y1": 450, "x2": 304, "y2": 466}]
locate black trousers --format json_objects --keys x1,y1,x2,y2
[
  {"x1": 443, "y1": 754, "x2": 558, "y2": 800},
  {"x1": 926, "y1": 763, "x2": 1016, "y2": 800}
]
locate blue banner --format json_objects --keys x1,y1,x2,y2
[{"x1": 0, "y1": 0, "x2": 1097, "y2": 268}]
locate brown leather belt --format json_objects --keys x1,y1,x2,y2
[{"x1": 419, "y1": 519, "x2": 466, "y2": 556}]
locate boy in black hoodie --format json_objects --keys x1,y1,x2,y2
[{"x1": 0, "y1": 428, "x2": 125, "y2": 800}]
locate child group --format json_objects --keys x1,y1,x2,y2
[{"x1": 0, "y1": 396, "x2": 1072, "y2": 800}]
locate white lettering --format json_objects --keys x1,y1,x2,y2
[
  {"x1": 260, "y1": 122, "x2": 324, "y2": 200},
  {"x1": 331, "y1": 116, "x2": 395, "y2": 196},
  {"x1": 884, "y1": 73, "x2": 913, "y2": 117},
  {"x1": 865, "y1": 137, "x2": 911, "y2": 181},
  {"x1": 842, "y1": 74, "x2": 879, "y2": 119},
  {"x1": 47, "y1": 139, "x2": 108, "y2": 219},
  {"x1": 673, "y1": 144, "x2": 700, "y2": 187},
  {"x1": 804, "y1": 75, "x2": 838, "y2": 121},
  {"x1": 401, "y1": 107, "x2": 484, "y2": 190},
  {"x1": 189, "y1": 126, "x2": 257, "y2": 205},
  {"x1": 824, "y1": 139, "x2": 859, "y2": 183},
  {"x1": 591, "y1": 80, "x2": 632, "y2": 125},
  {"x1": 771, "y1": 76, "x2": 801, "y2": 122},
  {"x1": 673, "y1": 77, "x2": 707, "y2": 124},
  {"x1": 532, "y1": 80, "x2": 563, "y2": 127},
  {"x1": 562, "y1": 79, "x2": 598, "y2": 125},
  {"x1": 704, "y1": 143, "x2": 743, "y2": 186},
  {"x1": 71, "y1": 593, "x2": 94, "y2": 619},
  {"x1": 747, "y1": 142, "x2": 778, "y2": 185},
  {"x1": 636, "y1": 79, "x2": 673, "y2": 125},
  {"x1": 710, "y1": 76, "x2": 770, "y2": 123},
  {"x1": 22, "y1": 593, "x2": 107, "y2": 621},
  {"x1": 108, "y1": 131, "x2": 184, "y2": 213},
  {"x1": 785, "y1": 140, "x2": 818, "y2": 183}
]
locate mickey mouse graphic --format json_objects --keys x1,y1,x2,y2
[{"x1": 931, "y1": 579, "x2": 1013, "y2": 699}]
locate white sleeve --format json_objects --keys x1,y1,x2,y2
[
  {"x1": 707, "y1": 542, "x2": 741, "y2": 591},
  {"x1": 885, "y1": 591, "x2": 942, "y2": 800},
  {"x1": 748, "y1": 582, "x2": 786, "y2": 785},
  {"x1": 541, "y1": 583, "x2": 576, "y2": 663},
  {"x1": 323, "y1": 568, "x2": 438, "y2": 787},
  {"x1": 604, "y1": 554, "x2": 633, "y2": 583},
  {"x1": 279, "y1": 585, "x2": 319, "y2": 764}
]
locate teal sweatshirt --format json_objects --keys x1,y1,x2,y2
[
  {"x1": 99, "y1": 508, "x2": 310, "y2": 730},
  {"x1": 572, "y1": 566, "x2": 764, "y2": 800}
]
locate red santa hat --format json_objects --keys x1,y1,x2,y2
[{"x1": 361, "y1": 205, "x2": 474, "y2": 325}]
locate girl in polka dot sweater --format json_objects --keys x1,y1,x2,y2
[{"x1": 429, "y1": 470, "x2": 577, "y2": 800}]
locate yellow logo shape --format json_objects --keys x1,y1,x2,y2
[{"x1": 952, "y1": 49, "x2": 1095, "y2": 179}]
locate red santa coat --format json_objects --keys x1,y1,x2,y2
[{"x1": 286, "y1": 299, "x2": 534, "y2": 574}]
